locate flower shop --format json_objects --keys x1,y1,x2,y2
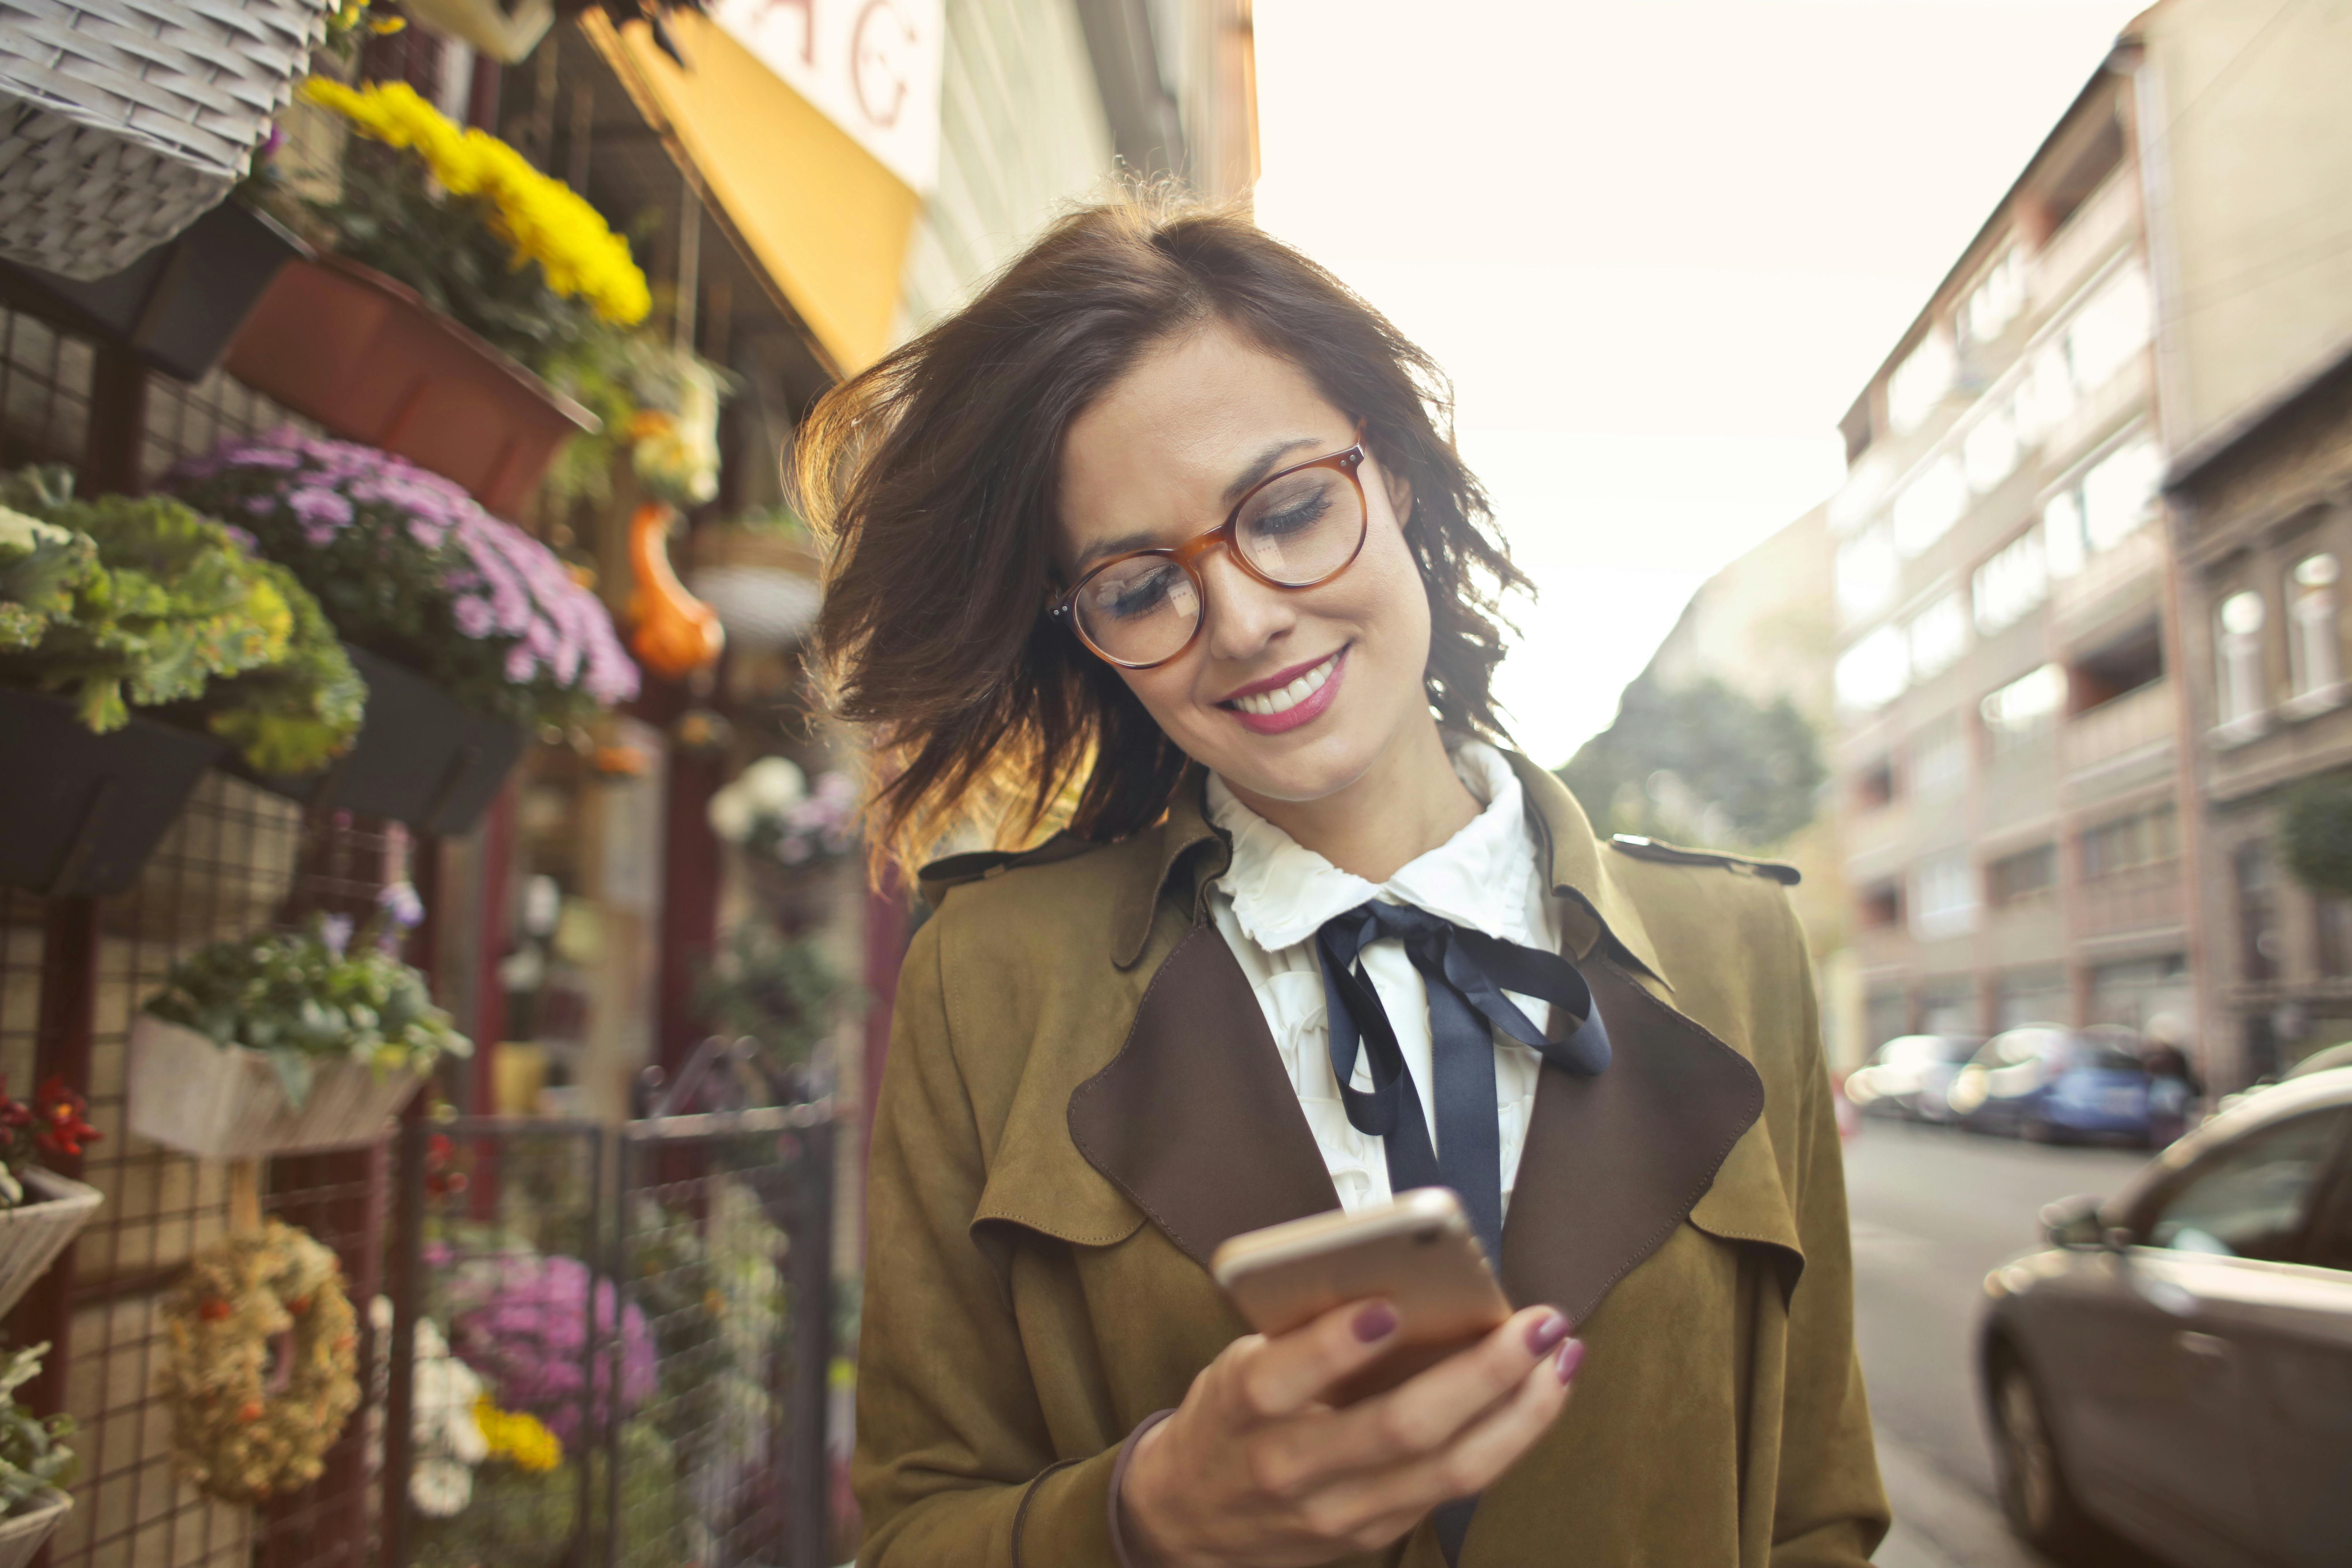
[{"x1": 0, "y1": 2, "x2": 888, "y2": 1566}]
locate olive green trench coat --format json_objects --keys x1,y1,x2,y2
[{"x1": 854, "y1": 753, "x2": 1890, "y2": 1566}]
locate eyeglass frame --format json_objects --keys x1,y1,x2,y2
[{"x1": 1050, "y1": 430, "x2": 1372, "y2": 670}]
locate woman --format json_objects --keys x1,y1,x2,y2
[{"x1": 801, "y1": 198, "x2": 1888, "y2": 1567}]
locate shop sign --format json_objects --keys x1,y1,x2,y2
[{"x1": 712, "y1": 0, "x2": 946, "y2": 194}]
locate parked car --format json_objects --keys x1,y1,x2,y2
[
  {"x1": 1843, "y1": 1034, "x2": 1983, "y2": 1121},
  {"x1": 1945, "y1": 1024, "x2": 2155, "y2": 1144},
  {"x1": 1975, "y1": 1066, "x2": 2352, "y2": 1567}
]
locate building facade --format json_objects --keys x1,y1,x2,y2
[{"x1": 1829, "y1": 58, "x2": 2197, "y2": 1061}]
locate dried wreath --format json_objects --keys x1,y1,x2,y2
[{"x1": 160, "y1": 1220, "x2": 361, "y2": 1503}]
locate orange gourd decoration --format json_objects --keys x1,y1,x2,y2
[{"x1": 628, "y1": 502, "x2": 724, "y2": 678}]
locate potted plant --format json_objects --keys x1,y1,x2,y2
[
  {"x1": 226, "y1": 78, "x2": 654, "y2": 514},
  {"x1": 0, "y1": 469, "x2": 365, "y2": 894},
  {"x1": 706, "y1": 758, "x2": 858, "y2": 931},
  {"x1": 130, "y1": 886, "x2": 471, "y2": 1159},
  {"x1": 0, "y1": 1342, "x2": 75, "y2": 1568},
  {"x1": 689, "y1": 917, "x2": 845, "y2": 1081},
  {"x1": 164, "y1": 431, "x2": 640, "y2": 833},
  {"x1": 0, "y1": 1080, "x2": 102, "y2": 1321}
]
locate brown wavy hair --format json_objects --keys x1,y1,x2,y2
[{"x1": 794, "y1": 194, "x2": 1532, "y2": 876}]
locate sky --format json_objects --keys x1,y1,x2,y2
[{"x1": 1251, "y1": 0, "x2": 2154, "y2": 767}]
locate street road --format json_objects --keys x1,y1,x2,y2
[{"x1": 1842, "y1": 1119, "x2": 2158, "y2": 1568}]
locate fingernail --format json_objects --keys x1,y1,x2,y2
[
  {"x1": 1554, "y1": 1338, "x2": 1585, "y2": 1384},
  {"x1": 1353, "y1": 1302, "x2": 1400, "y2": 1343},
  {"x1": 1525, "y1": 1311, "x2": 1570, "y2": 1356}
]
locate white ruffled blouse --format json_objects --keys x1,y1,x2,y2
[{"x1": 1204, "y1": 739, "x2": 1561, "y2": 1216}]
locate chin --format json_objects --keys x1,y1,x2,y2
[{"x1": 1181, "y1": 717, "x2": 1390, "y2": 807}]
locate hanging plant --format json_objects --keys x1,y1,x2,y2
[
  {"x1": 2278, "y1": 773, "x2": 2352, "y2": 895},
  {"x1": 0, "y1": 1342, "x2": 74, "y2": 1520},
  {"x1": 164, "y1": 432, "x2": 639, "y2": 730}
]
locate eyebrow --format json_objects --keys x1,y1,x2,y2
[{"x1": 1071, "y1": 434, "x2": 1332, "y2": 574}]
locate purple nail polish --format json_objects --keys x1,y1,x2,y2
[
  {"x1": 1525, "y1": 1312, "x2": 1570, "y2": 1356},
  {"x1": 1354, "y1": 1302, "x2": 1400, "y2": 1343},
  {"x1": 1554, "y1": 1338, "x2": 1585, "y2": 1384}
]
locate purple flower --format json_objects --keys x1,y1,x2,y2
[
  {"x1": 504, "y1": 644, "x2": 537, "y2": 683},
  {"x1": 452, "y1": 597, "x2": 495, "y2": 638},
  {"x1": 319, "y1": 914, "x2": 354, "y2": 958},
  {"x1": 445, "y1": 1252, "x2": 656, "y2": 1445},
  {"x1": 287, "y1": 486, "x2": 354, "y2": 528},
  {"x1": 377, "y1": 880, "x2": 425, "y2": 929}
]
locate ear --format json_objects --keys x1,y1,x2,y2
[{"x1": 1381, "y1": 463, "x2": 1414, "y2": 527}]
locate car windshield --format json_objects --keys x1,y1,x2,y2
[{"x1": 2063, "y1": 1042, "x2": 2147, "y2": 1073}]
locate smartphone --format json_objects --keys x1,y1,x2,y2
[{"x1": 1210, "y1": 1188, "x2": 1512, "y2": 1404}]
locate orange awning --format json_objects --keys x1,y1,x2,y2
[{"x1": 586, "y1": 10, "x2": 919, "y2": 375}]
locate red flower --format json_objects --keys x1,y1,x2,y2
[{"x1": 32, "y1": 1076, "x2": 97, "y2": 1159}]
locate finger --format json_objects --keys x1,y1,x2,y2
[
  {"x1": 1315, "y1": 1339, "x2": 1582, "y2": 1526},
  {"x1": 1296, "y1": 1305, "x2": 1570, "y2": 1474},
  {"x1": 1230, "y1": 1297, "x2": 1405, "y2": 1421}
]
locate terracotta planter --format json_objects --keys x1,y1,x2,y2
[
  {"x1": 0, "y1": 1490, "x2": 72, "y2": 1568},
  {"x1": 0, "y1": 201, "x2": 309, "y2": 382},
  {"x1": 0, "y1": 688, "x2": 224, "y2": 896},
  {"x1": 127, "y1": 1015, "x2": 419, "y2": 1159},
  {"x1": 0, "y1": 1170, "x2": 103, "y2": 1320},
  {"x1": 219, "y1": 644, "x2": 524, "y2": 836},
  {"x1": 224, "y1": 255, "x2": 598, "y2": 517}
]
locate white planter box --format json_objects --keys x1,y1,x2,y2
[
  {"x1": 0, "y1": 1489, "x2": 71, "y2": 1568},
  {"x1": 128, "y1": 1015, "x2": 418, "y2": 1159},
  {"x1": 0, "y1": 1172, "x2": 101, "y2": 1320}
]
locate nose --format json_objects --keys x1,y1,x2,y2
[{"x1": 1197, "y1": 543, "x2": 1295, "y2": 663}]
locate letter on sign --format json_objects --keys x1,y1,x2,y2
[{"x1": 715, "y1": 0, "x2": 944, "y2": 193}]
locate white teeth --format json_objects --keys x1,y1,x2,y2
[{"x1": 1232, "y1": 653, "x2": 1337, "y2": 717}]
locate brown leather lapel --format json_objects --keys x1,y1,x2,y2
[
  {"x1": 1069, "y1": 921, "x2": 1340, "y2": 1271},
  {"x1": 1499, "y1": 954, "x2": 1765, "y2": 1326}
]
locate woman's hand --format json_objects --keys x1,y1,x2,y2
[{"x1": 1117, "y1": 1300, "x2": 1583, "y2": 1566}]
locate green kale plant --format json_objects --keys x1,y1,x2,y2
[
  {"x1": 0, "y1": 1342, "x2": 74, "y2": 1518},
  {"x1": 0, "y1": 467, "x2": 364, "y2": 775}
]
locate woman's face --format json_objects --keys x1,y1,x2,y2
[{"x1": 1055, "y1": 321, "x2": 1430, "y2": 805}]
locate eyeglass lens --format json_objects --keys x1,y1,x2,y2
[{"x1": 1073, "y1": 464, "x2": 1365, "y2": 665}]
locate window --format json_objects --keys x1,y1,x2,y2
[
  {"x1": 1987, "y1": 843, "x2": 2057, "y2": 907},
  {"x1": 2072, "y1": 618, "x2": 2163, "y2": 708},
  {"x1": 2080, "y1": 437, "x2": 2162, "y2": 553},
  {"x1": 1962, "y1": 396, "x2": 2021, "y2": 494},
  {"x1": 1905, "y1": 591, "x2": 1969, "y2": 683},
  {"x1": 1837, "y1": 625, "x2": 1909, "y2": 713},
  {"x1": 1962, "y1": 248, "x2": 2026, "y2": 348},
  {"x1": 2216, "y1": 588, "x2": 2270, "y2": 728},
  {"x1": 1911, "y1": 717, "x2": 1968, "y2": 797},
  {"x1": 1974, "y1": 527, "x2": 2049, "y2": 636},
  {"x1": 2235, "y1": 842, "x2": 2280, "y2": 983},
  {"x1": 2288, "y1": 552, "x2": 2342, "y2": 701},
  {"x1": 1911, "y1": 850, "x2": 1979, "y2": 940},
  {"x1": 2142, "y1": 1110, "x2": 2347, "y2": 1263},
  {"x1": 2081, "y1": 805, "x2": 2177, "y2": 879},
  {"x1": 1854, "y1": 757, "x2": 1895, "y2": 811},
  {"x1": 2062, "y1": 263, "x2": 2154, "y2": 397},
  {"x1": 1888, "y1": 330, "x2": 1956, "y2": 434},
  {"x1": 1836, "y1": 525, "x2": 1899, "y2": 623},
  {"x1": 1982, "y1": 663, "x2": 2067, "y2": 752},
  {"x1": 1858, "y1": 880, "x2": 1902, "y2": 930},
  {"x1": 1892, "y1": 454, "x2": 1967, "y2": 558}
]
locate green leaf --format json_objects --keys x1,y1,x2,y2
[{"x1": 269, "y1": 1048, "x2": 316, "y2": 1111}]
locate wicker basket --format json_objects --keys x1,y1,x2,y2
[
  {"x1": 0, "y1": 1490, "x2": 71, "y2": 1568},
  {"x1": 0, "y1": 0, "x2": 330, "y2": 279},
  {"x1": 127, "y1": 1014, "x2": 418, "y2": 1159},
  {"x1": 0, "y1": 1170, "x2": 101, "y2": 1320}
]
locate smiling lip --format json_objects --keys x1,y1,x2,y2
[{"x1": 1219, "y1": 646, "x2": 1347, "y2": 735}]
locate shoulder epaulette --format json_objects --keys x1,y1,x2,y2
[
  {"x1": 1608, "y1": 835, "x2": 1801, "y2": 886},
  {"x1": 916, "y1": 830, "x2": 1096, "y2": 907}
]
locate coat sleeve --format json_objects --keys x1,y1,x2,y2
[
  {"x1": 1770, "y1": 905, "x2": 1892, "y2": 1567},
  {"x1": 854, "y1": 917, "x2": 1125, "y2": 1567}
]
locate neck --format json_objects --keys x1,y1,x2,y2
[{"x1": 1225, "y1": 717, "x2": 1483, "y2": 882}]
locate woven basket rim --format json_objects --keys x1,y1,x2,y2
[
  {"x1": 0, "y1": 1489, "x2": 72, "y2": 1532},
  {"x1": 9, "y1": 1168, "x2": 101, "y2": 1212}
]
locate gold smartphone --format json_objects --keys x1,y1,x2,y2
[{"x1": 1210, "y1": 1188, "x2": 1512, "y2": 1404}]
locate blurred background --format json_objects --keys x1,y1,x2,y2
[{"x1": 2, "y1": 1, "x2": 2349, "y2": 1566}]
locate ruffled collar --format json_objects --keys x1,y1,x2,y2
[{"x1": 1205, "y1": 739, "x2": 1547, "y2": 952}]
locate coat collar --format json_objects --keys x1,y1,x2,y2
[
  {"x1": 1072, "y1": 750, "x2": 1781, "y2": 1326},
  {"x1": 1108, "y1": 749, "x2": 1672, "y2": 990}
]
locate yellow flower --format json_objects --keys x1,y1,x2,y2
[
  {"x1": 472, "y1": 1394, "x2": 564, "y2": 1474},
  {"x1": 300, "y1": 79, "x2": 651, "y2": 326}
]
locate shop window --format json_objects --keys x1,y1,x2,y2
[
  {"x1": 1974, "y1": 525, "x2": 2048, "y2": 636},
  {"x1": 2216, "y1": 589, "x2": 2271, "y2": 729},
  {"x1": 1911, "y1": 716, "x2": 1969, "y2": 797},
  {"x1": 2287, "y1": 552, "x2": 2342, "y2": 702},
  {"x1": 1853, "y1": 756, "x2": 1896, "y2": 811},
  {"x1": 2082, "y1": 805, "x2": 2177, "y2": 880},
  {"x1": 1911, "y1": 849, "x2": 1979, "y2": 940},
  {"x1": 1859, "y1": 879, "x2": 1903, "y2": 930},
  {"x1": 1918, "y1": 985, "x2": 1977, "y2": 1037},
  {"x1": 2235, "y1": 842, "x2": 2281, "y2": 983},
  {"x1": 1982, "y1": 663, "x2": 2067, "y2": 754},
  {"x1": 2071, "y1": 618, "x2": 2163, "y2": 710},
  {"x1": 1905, "y1": 591, "x2": 1969, "y2": 683},
  {"x1": 1987, "y1": 843, "x2": 2057, "y2": 907}
]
